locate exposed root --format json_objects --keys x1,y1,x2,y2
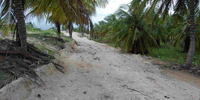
[{"x1": 0, "y1": 39, "x2": 65, "y2": 89}]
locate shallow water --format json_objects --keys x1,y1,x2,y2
[{"x1": 162, "y1": 68, "x2": 200, "y2": 88}]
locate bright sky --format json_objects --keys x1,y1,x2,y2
[
  {"x1": 91, "y1": 0, "x2": 132, "y2": 23},
  {"x1": 26, "y1": 0, "x2": 132, "y2": 30}
]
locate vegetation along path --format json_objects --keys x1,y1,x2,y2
[{"x1": 0, "y1": 32, "x2": 200, "y2": 100}]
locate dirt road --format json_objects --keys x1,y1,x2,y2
[{"x1": 0, "y1": 32, "x2": 200, "y2": 100}]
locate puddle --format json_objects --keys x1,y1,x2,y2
[{"x1": 162, "y1": 68, "x2": 200, "y2": 88}]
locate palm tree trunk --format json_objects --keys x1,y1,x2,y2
[
  {"x1": 134, "y1": 42, "x2": 137, "y2": 54},
  {"x1": 68, "y1": 20, "x2": 73, "y2": 38},
  {"x1": 130, "y1": 40, "x2": 138, "y2": 54},
  {"x1": 55, "y1": 22, "x2": 61, "y2": 38},
  {"x1": 183, "y1": 34, "x2": 190, "y2": 52},
  {"x1": 90, "y1": 19, "x2": 94, "y2": 39},
  {"x1": 14, "y1": 0, "x2": 27, "y2": 51},
  {"x1": 156, "y1": 39, "x2": 160, "y2": 47},
  {"x1": 185, "y1": 0, "x2": 196, "y2": 68},
  {"x1": 81, "y1": 24, "x2": 84, "y2": 36}
]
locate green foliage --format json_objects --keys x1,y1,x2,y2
[
  {"x1": 35, "y1": 35, "x2": 73, "y2": 54},
  {"x1": 74, "y1": 27, "x2": 82, "y2": 33},
  {"x1": 27, "y1": 27, "x2": 60, "y2": 36},
  {"x1": 94, "y1": 1, "x2": 160, "y2": 54},
  {"x1": 63, "y1": 36, "x2": 73, "y2": 42},
  {"x1": 26, "y1": 22, "x2": 35, "y2": 31},
  {"x1": 0, "y1": 0, "x2": 107, "y2": 87},
  {"x1": 149, "y1": 42, "x2": 200, "y2": 66},
  {"x1": 41, "y1": 32, "x2": 52, "y2": 35},
  {"x1": 27, "y1": 0, "x2": 108, "y2": 39},
  {"x1": 78, "y1": 35, "x2": 86, "y2": 38},
  {"x1": 34, "y1": 28, "x2": 42, "y2": 31},
  {"x1": 106, "y1": 43, "x2": 116, "y2": 47},
  {"x1": 92, "y1": 0, "x2": 200, "y2": 67},
  {"x1": 38, "y1": 43, "x2": 55, "y2": 55},
  {"x1": 27, "y1": 33, "x2": 72, "y2": 55}
]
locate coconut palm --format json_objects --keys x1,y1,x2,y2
[
  {"x1": 27, "y1": 0, "x2": 107, "y2": 38},
  {"x1": 93, "y1": 20, "x2": 109, "y2": 39},
  {"x1": 73, "y1": 0, "x2": 108, "y2": 38},
  {"x1": 26, "y1": 0, "x2": 67, "y2": 38},
  {"x1": 146, "y1": 12, "x2": 167, "y2": 47},
  {"x1": 94, "y1": 1, "x2": 171, "y2": 54},
  {"x1": 185, "y1": 0, "x2": 197, "y2": 68},
  {"x1": 93, "y1": 14, "x2": 123, "y2": 42},
  {"x1": 0, "y1": 0, "x2": 64, "y2": 87},
  {"x1": 62, "y1": 0, "x2": 107, "y2": 38},
  {"x1": 166, "y1": 11, "x2": 199, "y2": 53},
  {"x1": 142, "y1": 0, "x2": 199, "y2": 68},
  {"x1": 0, "y1": 0, "x2": 27, "y2": 51},
  {"x1": 111, "y1": 1, "x2": 158, "y2": 54}
]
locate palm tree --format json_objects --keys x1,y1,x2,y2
[
  {"x1": 146, "y1": 13, "x2": 167, "y2": 47},
  {"x1": 62, "y1": 0, "x2": 107, "y2": 38},
  {"x1": 68, "y1": 20, "x2": 73, "y2": 38},
  {"x1": 111, "y1": 1, "x2": 158, "y2": 54},
  {"x1": 93, "y1": 14, "x2": 118, "y2": 41},
  {"x1": 55, "y1": 21, "x2": 61, "y2": 38},
  {"x1": 185, "y1": 0, "x2": 196, "y2": 68},
  {"x1": 147, "y1": 0, "x2": 199, "y2": 68},
  {"x1": 27, "y1": 0, "x2": 68, "y2": 39},
  {"x1": 27, "y1": 0, "x2": 107, "y2": 39},
  {"x1": 75, "y1": 0, "x2": 108, "y2": 39},
  {"x1": 26, "y1": 22, "x2": 35, "y2": 31},
  {"x1": 1, "y1": 0, "x2": 27, "y2": 51}
]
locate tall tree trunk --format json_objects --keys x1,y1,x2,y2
[
  {"x1": 55, "y1": 22, "x2": 61, "y2": 38},
  {"x1": 156, "y1": 39, "x2": 160, "y2": 47},
  {"x1": 183, "y1": 34, "x2": 190, "y2": 52},
  {"x1": 130, "y1": 40, "x2": 138, "y2": 54},
  {"x1": 134, "y1": 41, "x2": 137, "y2": 54},
  {"x1": 185, "y1": 0, "x2": 196, "y2": 68},
  {"x1": 68, "y1": 20, "x2": 73, "y2": 38},
  {"x1": 90, "y1": 19, "x2": 94, "y2": 39},
  {"x1": 14, "y1": 0, "x2": 27, "y2": 51},
  {"x1": 81, "y1": 24, "x2": 84, "y2": 36}
]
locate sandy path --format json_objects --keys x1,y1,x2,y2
[{"x1": 1, "y1": 32, "x2": 200, "y2": 100}]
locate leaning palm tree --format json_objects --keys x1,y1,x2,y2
[
  {"x1": 147, "y1": 0, "x2": 199, "y2": 68},
  {"x1": 0, "y1": 0, "x2": 27, "y2": 51}
]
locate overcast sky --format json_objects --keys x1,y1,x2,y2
[
  {"x1": 91, "y1": 0, "x2": 132, "y2": 23},
  {"x1": 26, "y1": 0, "x2": 132, "y2": 30}
]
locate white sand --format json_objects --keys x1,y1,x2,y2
[{"x1": 0, "y1": 32, "x2": 200, "y2": 100}]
